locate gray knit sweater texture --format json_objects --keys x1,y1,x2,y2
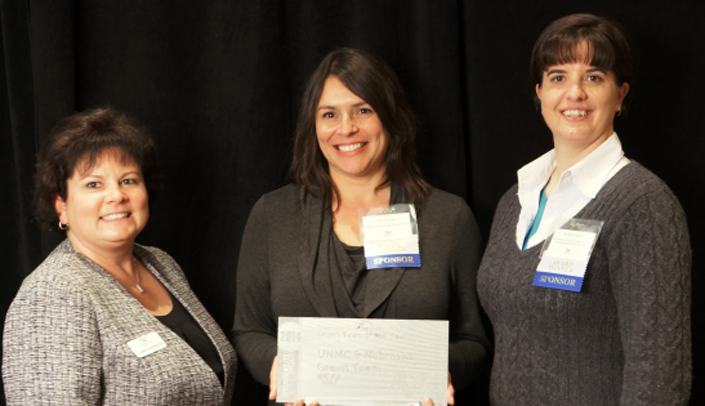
[{"x1": 477, "y1": 162, "x2": 691, "y2": 405}]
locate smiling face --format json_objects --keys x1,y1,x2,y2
[
  {"x1": 315, "y1": 75, "x2": 389, "y2": 182},
  {"x1": 54, "y1": 149, "x2": 149, "y2": 255},
  {"x1": 536, "y1": 45, "x2": 629, "y2": 151}
]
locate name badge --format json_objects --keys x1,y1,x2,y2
[
  {"x1": 533, "y1": 218, "x2": 604, "y2": 292},
  {"x1": 359, "y1": 204, "x2": 421, "y2": 269},
  {"x1": 127, "y1": 332, "x2": 167, "y2": 358}
]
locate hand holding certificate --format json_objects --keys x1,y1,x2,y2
[{"x1": 275, "y1": 317, "x2": 449, "y2": 406}]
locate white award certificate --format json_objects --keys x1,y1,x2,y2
[{"x1": 276, "y1": 317, "x2": 449, "y2": 406}]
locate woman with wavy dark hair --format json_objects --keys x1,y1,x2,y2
[
  {"x1": 478, "y1": 14, "x2": 691, "y2": 405},
  {"x1": 2, "y1": 108, "x2": 237, "y2": 405},
  {"x1": 233, "y1": 48, "x2": 489, "y2": 406}
]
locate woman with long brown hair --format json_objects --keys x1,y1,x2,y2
[{"x1": 233, "y1": 48, "x2": 490, "y2": 406}]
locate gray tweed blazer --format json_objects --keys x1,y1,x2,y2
[{"x1": 2, "y1": 239, "x2": 236, "y2": 405}]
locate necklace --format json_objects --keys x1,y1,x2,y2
[{"x1": 133, "y1": 257, "x2": 144, "y2": 293}]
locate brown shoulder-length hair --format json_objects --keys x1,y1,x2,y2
[
  {"x1": 288, "y1": 48, "x2": 431, "y2": 207},
  {"x1": 33, "y1": 107, "x2": 162, "y2": 234},
  {"x1": 530, "y1": 13, "x2": 637, "y2": 112}
]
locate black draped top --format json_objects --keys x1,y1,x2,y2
[{"x1": 157, "y1": 291, "x2": 224, "y2": 386}]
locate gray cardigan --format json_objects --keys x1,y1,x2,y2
[
  {"x1": 2, "y1": 239, "x2": 237, "y2": 406},
  {"x1": 232, "y1": 184, "x2": 490, "y2": 392},
  {"x1": 478, "y1": 162, "x2": 691, "y2": 405}
]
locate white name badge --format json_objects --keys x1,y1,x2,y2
[
  {"x1": 127, "y1": 332, "x2": 167, "y2": 358},
  {"x1": 534, "y1": 218, "x2": 604, "y2": 292},
  {"x1": 359, "y1": 204, "x2": 421, "y2": 269}
]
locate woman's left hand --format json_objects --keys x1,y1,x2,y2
[
  {"x1": 447, "y1": 371, "x2": 455, "y2": 405},
  {"x1": 422, "y1": 372, "x2": 454, "y2": 406}
]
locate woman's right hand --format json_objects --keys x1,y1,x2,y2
[
  {"x1": 269, "y1": 355, "x2": 279, "y2": 400},
  {"x1": 269, "y1": 355, "x2": 278, "y2": 401}
]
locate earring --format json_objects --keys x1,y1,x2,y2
[
  {"x1": 616, "y1": 106, "x2": 623, "y2": 117},
  {"x1": 58, "y1": 221, "x2": 69, "y2": 230}
]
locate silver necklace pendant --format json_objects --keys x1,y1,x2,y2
[{"x1": 134, "y1": 257, "x2": 144, "y2": 294}]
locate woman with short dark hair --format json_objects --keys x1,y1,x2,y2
[
  {"x1": 3, "y1": 108, "x2": 237, "y2": 405},
  {"x1": 478, "y1": 14, "x2": 691, "y2": 405},
  {"x1": 233, "y1": 48, "x2": 490, "y2": 406}
]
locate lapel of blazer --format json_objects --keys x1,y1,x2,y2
[{"x1": 298, "y1": 188, "x2": 338, "y2": 317}]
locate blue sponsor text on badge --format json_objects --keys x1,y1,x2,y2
[
  {"x1": 366, "y1": 254, "x2": 421, "y2": 269},
  {"x1": 533, "y1": 271, "x2": 583, "y2": 292}
]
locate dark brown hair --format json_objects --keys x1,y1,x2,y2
[
  {"x1": 33, "y1": 107, "x2": 162, "y2": 233},
  {"x1": 531, "y1": 14, "x2": 637, "y2": 111},
  {"x1": 288, "y1": 48, "x2": 431, "y2": 207}
]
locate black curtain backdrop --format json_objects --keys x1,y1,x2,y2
[{"x1": 2, "y1": 1, "x2": 704, "y2": 405}]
